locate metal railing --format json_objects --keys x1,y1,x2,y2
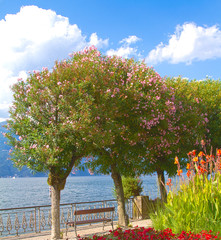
[{"x1": 0, "y1": 199, "x2": 133, "y2": 238}]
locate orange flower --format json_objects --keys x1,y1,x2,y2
[
  {"x1": 188, "y1": 150, "x2": 196, "y2": 156},
  {"x1": 174, "y1": 156, "x2": 179, "y2": 164},
  {"x1": 177, "y1": 169, "x2": 183, "y2": 176},
  {"x1": 187, "y1": 170, "x2": 191, "y2": 178},
  {"x1": 217, "y1": 149, "x2": 221, "y2": 156},
  {"x1": 200, "y1": 159, "x2": 206, "y2": 165},
  {"x1": 199, "y1": 166, "x2": 207, "y2": 174},
  {"x1": 186, "y1": 163, "x2": 190, "y2": 169},
  {"x1": 193, "y1": 157, "x2": 198, "y2": 162},
  {"x1": 166, "y1": 178, "x2": 172, "y2": 186},
  {"x1": 198, "y1": 151, "x2": 205, "y2": 157}
]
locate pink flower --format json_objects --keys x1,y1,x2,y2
[
  {"x1": 195, "y1": 97, "x2": 199, "y2": 103},
  {"x1": 204, "y1": 117, "x2": 209, "y2": 123},
  {"x1": 156, "y1": 96, "x2": 160, "y2": 100}
]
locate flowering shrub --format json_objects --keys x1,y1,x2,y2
[
  {"x1": 79, "y1": 227, "x2": 220, "y2": 239},
  {"x1": 151, "y1": 143, "x2": 221, "y2": 236}
]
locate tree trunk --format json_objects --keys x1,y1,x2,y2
[
  {"x1": 48, "y1": 172, "x2": 67, "y2": 240},
  {"x1": 156, "y1": 168, "x2": 167, "y2": 203},
  {"x1": 111, "y1": 164, "x2": 129, "y2": 227},
  {"x1": 51, "y1": 184, "x2": 61, "y2": 240},
  {"x1": 47, "y1": 154, "x2": 78, "y2": 239}
]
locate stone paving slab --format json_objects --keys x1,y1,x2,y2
[{"x1": 2, "y1": 219, "x2": 152, "y2": 240}]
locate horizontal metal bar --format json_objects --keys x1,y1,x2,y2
[{"x1": 0, "y1": 198, "x2": 132, "y2": 212}]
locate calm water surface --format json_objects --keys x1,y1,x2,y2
[{"x1": 0, "y1": 175, "x2": 160, "y2": 209}]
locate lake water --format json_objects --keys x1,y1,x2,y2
[{"x1": 0, "y1": 175, "x2": 160, "y2": 210}]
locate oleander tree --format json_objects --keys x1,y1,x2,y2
[
  {"x1": 138, "y1": 77, "x2": 209, "y2": 202},
  {"x1": 5, "y1": 47, "x2": 109, "y2": 239},
  {"x1": 81, "y1": 54, "x2": 180, "y2": 219}
]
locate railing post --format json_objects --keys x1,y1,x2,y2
[
  {"x1": 74, "y1": 203, "x2": 76, "y2": 217},
  {"x1": 38, "y1": 207, "x2": 41, "y2": 233},
  {"x1": 34, "y1": 207, "x2": 37, "y2": 233},
  {"x1": 71, "y1": 204, "x2": 73, "y2": 220}
]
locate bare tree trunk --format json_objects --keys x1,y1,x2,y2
[
  {"x1": 51, "y1": 184, "x2": 61, "y2": 240},
  {"x1": 156, "y1": 168, "x2": 167, "y2": 203},
  {"x1": 47, "y1": 154, "x2": 78, "y2": 239},
  {"x1": 111, "y1": 164, "x2": 129, "y2": 227},
  {"x1": 48, "y1": 172, "x2": 67, "y2": 240}
]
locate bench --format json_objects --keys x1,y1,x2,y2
[{"x1": 65, "y1": 206, "x2": 115, "y2": 238}]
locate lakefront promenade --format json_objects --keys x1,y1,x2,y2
[
  {"x1": 2, "y1": 219, "x2": 152, "y2": 240},
  {"x1": 0, "y1": 198, "x2": 154, "y2": 239}
]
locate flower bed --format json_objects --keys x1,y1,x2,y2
[{"x1": 79, "y1": 227, "x2": 220, "y2": 240}]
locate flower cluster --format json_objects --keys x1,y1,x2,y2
[
  {"x1": 79, "y1": 227, "x2": 220, "y2": 239},
  {"x1": 174, "y1": 142, "x2": 221, "y2": 178}
]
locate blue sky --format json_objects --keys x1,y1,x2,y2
[{"x1": 0, "y1": 0, "x2": 221, "y2": 121}]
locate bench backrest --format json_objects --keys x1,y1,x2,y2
[{"x1": 74, "y1": 207, "x2": 115, "y2": 216}]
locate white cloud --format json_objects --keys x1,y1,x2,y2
[
  {"x1": 145, "y1": 23, "x2": 221, "y2": 65},
  {"x1": 106, "y1": 35, "x2": 141, "y2": 58},
  {"x1": 0, "y1": 5, "x2": 108, "y2": 119},
  {"x1": 106, "y1": 46, "x2": 138, "y2": 58},
  {"x1": 120, "y1": 35, "x2": 141, "y2": 45},
  {"x1": 89, "y1": 33, "x2": 109, "y2": 49}
]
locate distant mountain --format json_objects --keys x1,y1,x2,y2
[{"x1": 0, "y1": 121, "x2": 92, "y2": 178}]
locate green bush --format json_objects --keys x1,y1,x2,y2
[
  {"x1": 122, "y1": 176, "x2": 143, "y2": 199},
  {"x1": 113, "y1": 176, "x2": 143, "y2": 200}
]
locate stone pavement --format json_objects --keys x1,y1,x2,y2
[{"x1": 3, "y1": 219, "x2": 152, "y2": 240}]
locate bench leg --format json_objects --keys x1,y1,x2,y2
[
  {"x1": 74, "y1": 224, "x2": 78, "y2": 239},
  {"x1": 66, "y1": 224, "x2": 68, "y2": 236}
]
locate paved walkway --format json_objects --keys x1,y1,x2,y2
[{"x1": 3, "y1": 219, "x2": 152, "y2": 240}]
